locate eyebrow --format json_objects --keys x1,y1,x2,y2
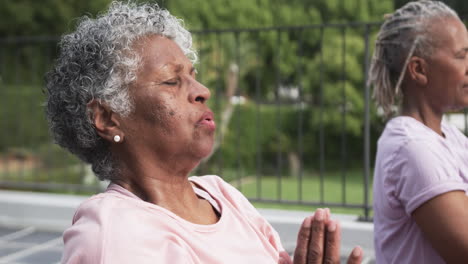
[
  {"x1": 167, "y1": 63, "x2": 195, "y2": 74},
  {"x1": 157, "y1": 62, "x2": 195, "y2": 77}
]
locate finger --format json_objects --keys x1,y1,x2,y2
[
  {"x1": 323, "y1": 220, "x2": 341, "y2": 264},
  {"x1": 293, "y1": 215, "x2": 313, "y2": 264},
  {"x1": 324, "y1": 208, "x2": 330, "y2": 222},
  {"x1": 307, "y1": 208, "x2": 326, "y2": 264},
  {"x1": 346, "y1": 246, "x2": 363, "y2": 264},
  {"x1": 279, "y1": 251, "x2": 293, "y2": 264}
]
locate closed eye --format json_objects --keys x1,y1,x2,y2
[
  {"x1": 456, "y1": 48, "x2": 468, "y2": 59},
  {"x1": 162, "y1": 79, "x2": 179, "y2": 85}
]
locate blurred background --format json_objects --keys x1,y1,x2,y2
[
  {"x1": 1, "y1": 1, "x2": 467, "y2": 262},
  {"x1": 1, "y1": 0, "x2": 467, "y2": 223}
]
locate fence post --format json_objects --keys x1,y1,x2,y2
[{"x1": 361, "y1": 24, "x2": 372, "y2": 222}]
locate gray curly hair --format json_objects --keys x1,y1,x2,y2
[
  {"x1": 368, "y1": 0, "x2": 459, "y2": 117},
  {"x1": 45, "y1": 1, "x2": 197, "y2": 180}
]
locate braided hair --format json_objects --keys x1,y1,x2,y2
[{"x1": 368, "y1": 0, "x2": 459, "y2": 117}]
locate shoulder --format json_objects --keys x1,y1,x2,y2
[
  {"x1": 386, "y1": 133, "x2": 466, "y2": 214},
  {"x1": 61, "y1": 194, "x2": 119, "y2": 263},
  {"x1": 378, "y1": 117, "x2": 444, "y2": 168},
  {"x1": 62, "y1": 193, "x2": 192, "y2": 263},
  {"x1": 443, "y1": 121, "x2": 467, "y2": 143},
  {"x1": 380, "y1": 116, "x2": 436, "y2": 143}
]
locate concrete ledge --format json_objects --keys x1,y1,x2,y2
[{"x1": 0, "y1": 190, "x2": 85, "y2": 231}]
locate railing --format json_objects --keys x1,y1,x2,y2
[{"x1": 1, "y1": 21, "x2": 467, "y2": 221}]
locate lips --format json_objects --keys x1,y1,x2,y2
[{"x1": 197, "y1": 111, "x2": 216, "y2": 131}]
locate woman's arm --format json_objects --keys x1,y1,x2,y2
[{"x1": 413, "y1": 191, "x2": 468, "y2": 263}]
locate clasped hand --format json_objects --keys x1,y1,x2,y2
[{"x1": 279, "y1": 208, "x2": 363, "y2": 264}]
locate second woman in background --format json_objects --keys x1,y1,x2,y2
[{"x1": 370, "y1": 0, "x2": 468, "y2": 263}]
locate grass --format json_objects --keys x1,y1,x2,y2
[{"x1": 230, "y1": 169, "x2": 373, "y2": 216}]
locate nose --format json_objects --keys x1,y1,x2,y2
[{"x1": 189, "y1": 79, "x2": 211, "y2": 104}]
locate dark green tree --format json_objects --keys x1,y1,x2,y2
[{"x1": 0, "y1": 0, "x2": 112, "y2": 37}]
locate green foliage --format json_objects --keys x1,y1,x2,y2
[
  {"x1": 0, "y1": 0, "x2": 112, "y2": 37},
  {"x1": 167, "y1": 0, "x2": 391, "y2": 30},
  {"x1": 0, "y1": 85, "x2": 49, "y2": 151}
]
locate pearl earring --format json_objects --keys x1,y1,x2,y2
[{"x1": 113, "y1": 135, "x2": 121, "y2": 143}]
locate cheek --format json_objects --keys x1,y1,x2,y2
[
  {"x1": 138, "y1": 96, "x2": 179, "y2": 132},
  {"x1": 448, "y1": 62, "x2": 466, "y2": 83},
  {"x1": 430, "y1": 64, "x2": 463, "y2": 89}
]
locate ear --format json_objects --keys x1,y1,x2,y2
[
  {"x1": 406, "y1": 56, "x2": 428, "y2": 86},
  {"x1": 87, "y1": 99, "x2": 124, "y2": 143}
]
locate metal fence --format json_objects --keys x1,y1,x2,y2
[{"x1": 1, "y1": 21, "x2": 467, "y2": 221}]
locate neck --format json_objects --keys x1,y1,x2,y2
[
  {"x1": 401, "y1": 94, "x2": 444, "y2": 136},
  {"x1": 113, "y1": 152, "x2": 197, "y2": 205},
  {"x1": 109, "y1": 150, "x2": 218, "y2": 225}
]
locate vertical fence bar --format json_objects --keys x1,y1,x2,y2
[
  {"x1": 275, "y1": 29, "x2": 283, "y2": 201},
  {"x1": 14, "y1": 43, "x2": 26, "y2": 182},
  {"x1": 234, "y1": 32, "x2": 242, "y2": 191},
  {"x1": 0, "y1": 41, "x2": 4, "y2": 182},
  {"x1": 341, "y1": 27, "x2": 348, "y2": 205},
  {"x1": 296, "y1": 28, "x2": 305, "y2": 202},
  {"x1": 255, "y1": 32, "x2": 263, "y2": 200},
  {"x1": 363, "y1": 24, "x2": 372, "y2": 221},
  {"x1": 30, "y1": 44, "x2": 38, "y2": 187},
  {"x1": 319, "y1": 26, "x2": 325, "y2": 204}
]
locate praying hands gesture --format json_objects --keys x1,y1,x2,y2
[{"x1": 279, "y1": 208, "x2": 363, "y2": 264}]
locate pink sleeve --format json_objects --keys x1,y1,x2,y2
[
  {"x1": 61, "y1": 199, "x2": 196, "y2": 264},
  {"x1": 61, "y1": 208, "x2": 103, "y2": 263},
  {"x1": 62, "y1": 227, "x2": 194, "y2": 264},
  {"x1": 392, "y1": 140, "x2": 468, "y2": 215}
]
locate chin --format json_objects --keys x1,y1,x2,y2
[
  {"x1": 193, "y1": 143, "x2": 214, "y2": 160},
  {"x1": 200, "y1": 146, "x2": 214, "y2": 159}
]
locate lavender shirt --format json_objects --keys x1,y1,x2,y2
[{"x1": 373, "y1": 116, "x2": 468, "y2": 264}]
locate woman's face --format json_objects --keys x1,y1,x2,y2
[
  {"x1": 425, "y1": 17, "x2": 468, "y2": 112},
  {"x1": 121, "y1": 35, "x2": 215, "y2": 164}
]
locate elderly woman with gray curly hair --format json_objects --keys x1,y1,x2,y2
[
  {"x1": 370, "y1": 0, "x2": 468, "y2": 263},
  {"x1": 45, "y1": 1, "x2": 362, "y2": 264}
]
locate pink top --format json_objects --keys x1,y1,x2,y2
[
  {"x1": 373, "y1": 116, "x2": 468, "y2": 264},
  {"x1": 61, "y1": 175, "x2": 285, "y2": 264}
]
